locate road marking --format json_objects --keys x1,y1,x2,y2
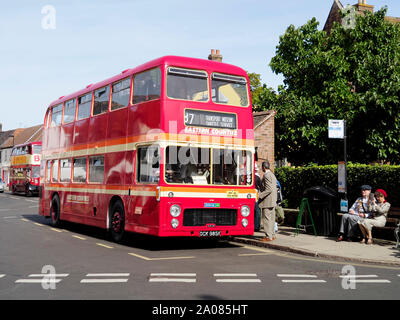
[
  {"x1": 281, "y1": 280, "x2": 327, "y2": 283},
  {"x1": 128, "y1": 252, "x2": 195, "y2": 261},
  {"x1": 16, "y1": 279, "x2": 62, "y2": 284},
  {"x1": 72, "y1": 235, "x2": 86, "y2": 240},
  {"x1": 29, "y1": 205, "x2": 39, "y2": 208},
  {"x1": 51, "y1": 228, "x2": 63, "y2": 233},
  {"x1": 277, "y1": 274, "x2": 318, "y2": 278},
  {"x1": 16, "y1": 273, "x2": 69, "y2": 284},
  {"x1": 28, "y1": 274, "x2": 69, "y2": 277},
  {"x1": 149, "y1": 273, "x2": 196, "y2": 283},
  {"x1": 0, "y1": 275, "x2": 5, "y2": 278},
  {"x1": 339, "y1": 275, "x2": 378, "y2": 278},
  {"x1": 21, "y1": 218, "x2": 29, "y2": 222},
  {"x1": 339, "y1": 274, "x2": 390, "y2": 283},
  {"x1": 149, "y1": 278, "x2": 196, "y2": 283},
  {"x1": 25, "y1": 199, "x2": 38, "y2": 203},
  {"x1": 96, "y1": 243, "x2": 113, "y2": 249},
  {"x1": 277, "y1": 274, "x2": 326, "y2": 283},
  {"x1": 238, "y1": 253, "x2": 270, "y2": 256},
  {"x1": 214, "y1": 273, "x2": 258, "y2": 277},
  {"x1": 214, "y1": 273, "x2": 261, "y2": 283},
  {"x1": 3, "y1": 216, "x2": 18, "y2": 219},
  {"x1": 216, "y1": 279, "x2": 262, "y2": 283},
  {"x1": 80, "y1": 279, "x2": 128, "y2": 283},
  {"x1": 346, "y1": 279, "x2": 391, "y2": 283},
  {"x1": 34, "y1": 223, "x2": 44, "y2": 227},
  {"x1": 86, "y1": 273, "x2": 130, "y2": 277},
  {"x1": 80, "y1": 273, "x2": 130, "y2": 283},
  {"x1": 150, "y1": 273, "x2": 196, "y2": 277}
]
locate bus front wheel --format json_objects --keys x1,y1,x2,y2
[{"x1": 110, "y1": 201, "x2": 125, "y2": 243}]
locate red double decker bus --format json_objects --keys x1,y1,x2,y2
[
  {"x1": 39, "y1": 56, "x2": 256, "y2": 242},
  {"x1": 10, "y1": 141, "x2": 42, "y2": 196}
]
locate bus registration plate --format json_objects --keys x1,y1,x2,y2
[{"x1": 199, "y1": 231, "x2": 221, "y2": 237}]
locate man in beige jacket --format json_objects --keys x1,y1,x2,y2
[{"x1": 258, "y1": 161, "x2": 277, "y2": 242}]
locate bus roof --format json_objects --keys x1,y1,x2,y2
[
  {"x1": 47, "y1": 55, "x2": 248, "y2": 108},
  {"x1": 11, "y1": 141, "x2": 42, "y2": 150}
]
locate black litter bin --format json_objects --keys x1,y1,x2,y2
[{"x1": 303, "y1": 186, "x2": 338, "y2": 236}]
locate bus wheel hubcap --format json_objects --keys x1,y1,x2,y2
[{"x1": 112, "y1": 212, "x2": 121, "y2": 233}]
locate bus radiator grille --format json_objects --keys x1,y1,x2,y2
[{"x1": 182, "y1": 209, "x2": 237, "y2": 227}]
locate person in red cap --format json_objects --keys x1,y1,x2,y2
[{"x1": 358, "y1": 189, "x2": 391, "y2": 244}]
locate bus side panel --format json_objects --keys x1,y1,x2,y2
[
  {"x1": 60, "y1": 122, "x2": 74, "y2": 149},
  {"x1": 87, "y1": 190, "x2": 108, "y2": 229},
  {"x1": 107, "y1": 107, "x2": 128, "y2": 140},
  {"x1": 73, "y1": 118, "x2": 90, "y2": 146},
  {"x1": 89, "y1": 113, "x2": 108, "y2": 144},
  {"x1": 47, "y1": 126, "x2": 61, "y2": 150},
  {"x1": 105, "y1": 151, "x2": 125, "y2": 185},
  {"x1": 125, "y1": 151, "x2": 134, "y2": 186},
  {"x1": 125, "y1": 194, "x2": 160, "y2": 235},
  {"x1": 127, "y1": 101, "x2": 161, "y2": 138}
]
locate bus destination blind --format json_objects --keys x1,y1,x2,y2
[{"x1": 184, "y1": 109, "x2": 237, "y2": 129}]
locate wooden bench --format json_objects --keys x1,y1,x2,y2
[
  {"x1": 335, "y1": 206, "x2": 400, "y2": 241},
  {"x1": 374, "y1": 206, "x2": 400, "y2": 231},
  {"x1": 360, "y1": 206, "x2": 400, "y2": 242}
]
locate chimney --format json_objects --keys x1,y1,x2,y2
[
  {"x1": 208, "y1": 49, "x2": 223, "y2": 62},
  {"x1": 356, "y1": 0, "x2": 374, "y2": 14}
]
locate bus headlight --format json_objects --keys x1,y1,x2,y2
[
  {"x1": 170, "y1": 205, "x2": 181, "y2": 217},
  {"x1": 241, "y1": 219, "x2": 248, "y2": 227},
  {"x1": 241, "y1": 205, "x2": 250, "y2": 217},
  {"x1": 171, "y1": 218, "x2": 179, "y2": 229}
]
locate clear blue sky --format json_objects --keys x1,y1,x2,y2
[{"x1": 1, "y1": 0, "x2": 400, "y2": 131}]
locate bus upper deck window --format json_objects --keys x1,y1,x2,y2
[
  {"x1": 112, "y1": 78, "x2": 131, "y2": 110},
  {"x1": 93, "y1": 86, "x2": 110, "y2": 116},
  {"x1": 167, "y1": 67, "x2": 208, "y2": 102},
  {"x1": 133, "y1": 68, "x2": 161, "y2": 104},
  {"x1": 51, "y1": 104, "x2": 63, "y2": 127},
  {"x1": 211, "y1": 73, "x2": 249, "y2": 107},
  {"x1": 64, "y1": 99, "x2": 76, "y2": 124},
  {"x1": 77, "y1": 93, "x2": 92, "y2": 120}
]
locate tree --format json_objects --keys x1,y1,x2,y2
[{"x1": 268, "y1": 8, "x2": 400, "y2": 165}]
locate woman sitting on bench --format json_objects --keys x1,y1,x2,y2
[{"x1": 358, "y1": 189, "x2": 391, "y2": 245}]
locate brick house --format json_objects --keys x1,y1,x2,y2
[
  {"x1": 324, "y1": 0, "x2": 400, "y2": 34},
  {"x1": 253, "y1": 111, "x2": 276, "y2": 171}
]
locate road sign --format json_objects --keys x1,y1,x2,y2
[{"x1": 328, "y1": 120, "x2": 344, "y2": 139}]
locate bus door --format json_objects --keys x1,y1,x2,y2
[{"x1": 132, "y1": 145, "x2": 160, "y2": 226}]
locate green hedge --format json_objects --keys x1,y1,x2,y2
[{"x1": 275, "y1": 164, "x2": 400, "y2": 208}]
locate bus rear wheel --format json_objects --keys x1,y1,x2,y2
[
  {"x1": 50, "y1": 195, "x2": 61, "y2": 227},
  {"x1": 110, "y1": 201, "x2": 125, "y2": 243}
]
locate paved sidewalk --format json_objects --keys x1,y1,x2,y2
[{"x1": 232, "y1": 226, "x2": 400, "y2": 267}]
